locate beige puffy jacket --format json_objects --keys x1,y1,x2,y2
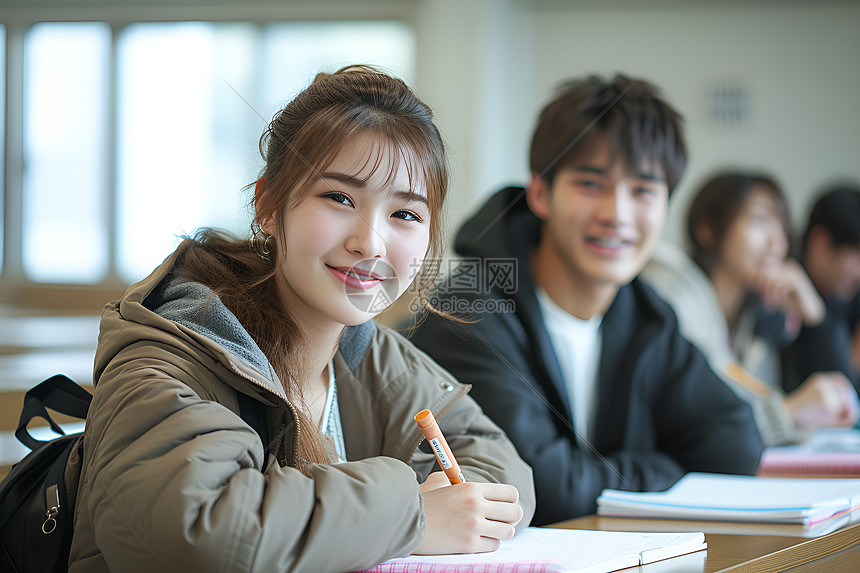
[{"x1": 68, "y1": 243, "x2": 535, "y2": 572}]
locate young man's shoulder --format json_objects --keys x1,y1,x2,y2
[
  {"x1": 417, "y1": 273, "x2": 680, "y2": 349},
  {"x1": 594, "y1": 280, "x2": 699, "y2": 375},
  {"x1": 605, "y1": 278, "x2": 682, "y2": 331}
]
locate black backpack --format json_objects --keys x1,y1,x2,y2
[
  {"x1": 0, "y1": 374, "x2": 91, "y2": 573},
  {"x1": 0, "y1": 374, "x2": 271, "y2": 573}
]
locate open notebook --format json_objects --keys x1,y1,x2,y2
[
  {"x1": 356, "y1": 527, "x2": 706, "y2": 573},
  {"x1": 597, "y1": 472, "x2": 860, "y2": 537}
]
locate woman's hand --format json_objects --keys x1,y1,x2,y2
[
  {"x1": 414, "y1": 472, "x2": 524, "y2": 555},
  {"x1": 419, "y1": 470, "x2": 453, "y2": 494},
  {"x1": 752, "y1": 259, "x2": 825, "y2": 328},
  {"x1": 784, "y1": 371, "x2": 860, "y2": 429}
]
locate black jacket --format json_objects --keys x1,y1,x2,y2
[
  {"x1": 782, "y1": 293, "x2": 859, "y2": 394},
  {"x1": 410, "y1": 187, "x2": 763, "y2": 526}
]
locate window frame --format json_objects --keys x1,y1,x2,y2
[{"x1": 0, "y1": 2, "x2": 416, "y2": 311}]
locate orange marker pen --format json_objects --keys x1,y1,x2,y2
[{"x1": 414, "y1": 409, "x2": 466, "y2": 485}]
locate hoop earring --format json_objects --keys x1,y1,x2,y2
[
  {"x1": 251, "y1": 222, "x2": 273, "y2": 261},
  {"x1": 262, "y1": 234, "x2": 274, "y2": 260}
]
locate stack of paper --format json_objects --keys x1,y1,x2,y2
[
  {"x1": 358, "y1": 527, "x2": 706, "y2": 573},
  {"x1": 597, "y1": 472, "x2": 860, "y2": 537}
]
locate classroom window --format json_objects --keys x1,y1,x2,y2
[
  {"x1": 117, "y1": 21, "x2": 414, "y2": 283},
  {"x1": 116, "y1": 23, "x2": 260, "y2": 283},
  {"x1": 0, "y1": 24, "x2": 5, "y2": 276},
  {"x1": 22, "y1": 22, "x2": 110, "y2": 284},
  {"x1": 9, "y1": 19, "x2": 414, "y2": 286},
  {"x1": 258, "y1": 21, "x2": 416, "y2": 121}
]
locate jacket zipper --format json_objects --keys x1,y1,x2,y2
[{"x1": 228, "y1": 363, "x2": 301, "y2": 467}]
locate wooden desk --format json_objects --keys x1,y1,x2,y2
[{"x1": 551, "y1": 516, "x2": 860, "y2": 572}]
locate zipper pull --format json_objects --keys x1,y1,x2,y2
[{"x1": 42, "y1": 484, "x2": 60, "y2": 534}]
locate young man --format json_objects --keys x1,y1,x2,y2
[
  {"x1": 409, "y1": 75, "x2": 763, "y2": 525},
  {"x1": 791, "y1": 185, "x2": 860, "y2": 389}
]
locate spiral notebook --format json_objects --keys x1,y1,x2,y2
[{"x1": 357, "y1": 527, "x2": 706, "y2": 573}]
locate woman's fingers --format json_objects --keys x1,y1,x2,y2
[
  {"x1": 458, "y1": 482, "x2": 522, "y2": 525},
  {"x1": 415, "y1": 481, "x2": 523, "y2": 555},
  {"x1": 752, "y1": 260, "x2": 825, "y2": 324},
  {"x1": 483, "y1": 496, "x2": 525, "y2": 525},
  {"x1": 480, "y1": 519, "x2": 517, "y2": 543},
  {"x1": 789, "y1": 371, "x2": 860, "y2": 428},
  {"x1": 479, "y1": 482, "x2": 520, "y2": 503}
]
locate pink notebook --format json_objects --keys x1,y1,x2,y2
[
  {"x1": 362, "y1": 564, "x2": 552, "y2": 572},
  {"x1": 759, "y1": 451, "x2": 860, "y2": 476},
  {"x1": 355, "y1": 528, "x2": 706, "y2": 573},
  {"x1": 758, "y1": 429, "x2": 860, "y2": 476}
]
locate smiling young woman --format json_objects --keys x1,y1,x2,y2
[{"x1": 67, "y1": 65, "x2": 535, "y2": 573}]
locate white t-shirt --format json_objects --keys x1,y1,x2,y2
[
  {"x1": 319, "y1": 360, "x2": 347, "y2": 464},
  {"x1": 536, "y1": 288, "x2": 603, "y2": 445}
]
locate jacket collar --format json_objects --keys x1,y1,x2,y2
[
  {"x1": 152, "y1": 276, "x2": 272, "y2": 376},
  {"x1": 98, "y1": 241, "x2": 285, "y2": 400},
  {"x1": 106, "y1": 241, "x2": 378, "y2": 403}
]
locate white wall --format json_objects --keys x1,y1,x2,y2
[{"x1": 413, "y1": 0, "x2": 535, "y2": 239}]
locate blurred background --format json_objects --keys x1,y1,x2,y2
[
  {"x1": 0, "y1": 0, "x2": 858, "y2": 470},
  {"x1": 0, "y1": 0, "x2": 858, "y2": 311}
]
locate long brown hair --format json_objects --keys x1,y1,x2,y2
[{"x1": 177, "y1": 65, "x2": 449, "y2": 467}]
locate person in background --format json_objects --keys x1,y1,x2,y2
[
  {"x1": 643, "y1": 172, "x2": 859, "y2": 447},
  {"x1": 797, "y1": 183, "x2": 860, "y2": 386},
  {"x1": 69, "y1": 65, "x2": 534, "y2": 573},
  {"x1": 409, "y1": 75, "x2": 762, "y2": 526}
]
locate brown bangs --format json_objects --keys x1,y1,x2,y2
[{"x1": 260, "y1": 103, "x2": 447, "y2": 220}]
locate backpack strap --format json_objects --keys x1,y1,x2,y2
[
  {"x1": 236, "y1": 392, "x2": 270, "y2": 454},
  {"x1": 15, "y1": 375, "x2": 92, "y2": 451}
]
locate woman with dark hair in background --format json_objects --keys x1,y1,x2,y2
[{"x1": 644, "y1": 171, "x2": 858, "y2": 446}]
